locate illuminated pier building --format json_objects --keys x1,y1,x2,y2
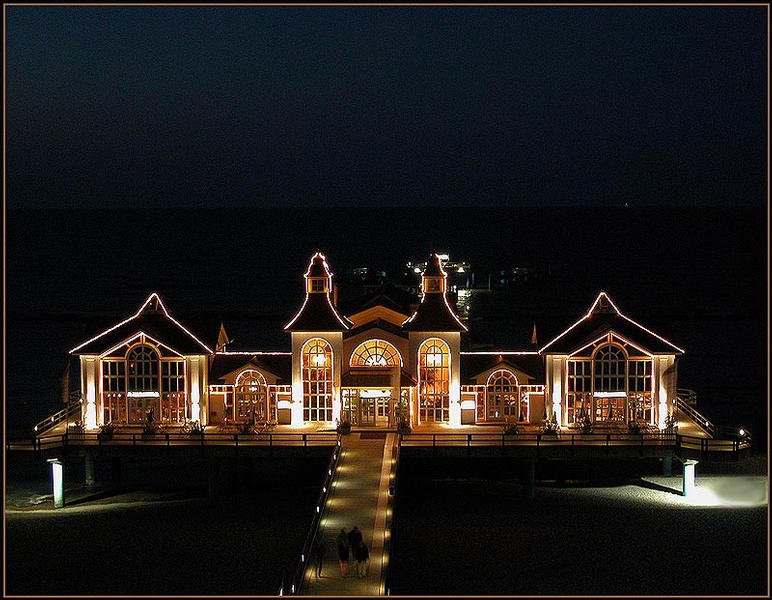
[{"x1": 69, "y1": 253, "x2": 683, "y2": 430}]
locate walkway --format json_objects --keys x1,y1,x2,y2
[{"x1": 302, "y1": 432, "x2": 396, "y2": 596}]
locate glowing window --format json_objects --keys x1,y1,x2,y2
[
  {"x1": 302, "y1": 339, "x2": 333, "y2": 422},
  {"x1": 418, "y1": 339, "x2": 450, "y2": 422},
  {"x1": 593, "y1": 344, "x2": 627, "y2": 392},
  {"x1": 350, "y1": 339, "x2": 402, "y2": 367},
  {"x1": 161, "y1": 360, "x2": 186, "y2": 423},
  {"x1": 126, "y1": 345, "x2": 160, "y2": 424},
  {"x1": 486, "y1": 370, "x2": 519, "y2": 420},
  {"x1": 233, "y1": 369, "x2": 267, "y2": 423}
]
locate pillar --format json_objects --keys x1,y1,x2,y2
[
  {"x1": 662, "y1": 454, "x2": 673, "y2": 477},
  {"x1": 682, "y1": 459, "x2": 698, "y2": 497},
  {"x1": 85, "y1": 454, "x2": 96, "y2": 487},
  {"x1": 47, "y1": 458, "x2": 65, "y2": 508}
]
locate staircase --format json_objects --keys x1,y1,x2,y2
[{"x1": 33, "y1": 398, "x2": 82, "y2": 436}]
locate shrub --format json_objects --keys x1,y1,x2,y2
[
  {"x1": 69, "y1": 420, "x2": 85, "y2": 433},
  {"x1": 185, "y1": 420, "x2": 204, "y2": 435},
  {"x1": 142, "y1": 422, "x2": 159, "y2": 435},
  {"x1": 541, "y1": 417, "x2": 560, "y2": 436},
  {"x1": 236, "y1": 421, "x2": 254, "y2": 435},
  {"x1": 397, "y1": 418, "x2": 412, "y2": 435},
  {"x1": 503, "y1": 423, "x2": 520, "y2": 436},
  {"x1": 336, "y1": 419, "x2": 352, "y2": 435},
  {"x1": 98, "y1": 422, "x2": 116, "y2": 439},
  {"x1": 579, "y1": 414, "x2": 594, "y2": 434},
  {"x1": 628, "y1": 420, "x2": 645, "y2": 434}
]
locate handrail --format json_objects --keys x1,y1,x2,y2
[
  {"x1": 21, "y1": 430, "x2": 339, "y2": 452},
  {"x1": 381, "y1": 436, "x2": 401, "y2": 596},
  {"x1": 281, "y1": 434, "x2": 342, "y2": 596},
  {"x1": 395, "y1": 431, "x2": 751, "y2": 455},
  {"x1": 32, "y1": 400, "x2": 82, "y2": 436},
  {"x1": 675, "y1": 396, "x2": 716, "y2": 437},
  {"x1": 676, "y1": 388, "x2": 698, "y2": 405}
]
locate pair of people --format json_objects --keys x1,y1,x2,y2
[{"x1": 335, "y1": 526, "x2": 369, "y2": 578}]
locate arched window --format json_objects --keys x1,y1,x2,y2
[
  {"x1": 485, "y1": 370, "x2": 519, "y2": 421},
  {"x1": 127, "y1": 345, "x2": 160, "y2": 424},
  {"x1": 593, "y1": 344, "x2": 627, "y2": 392},
  {"x1": 593, "y1": 344, "x2": 627, "y2": 422},
  {"x1": 418, "y1": 339, "x2": 450, "y2": 422},
  {"x1": 302, "y1": 339, "x2": 333, "y2": 422},
  {"x1": 350, "y1": 339, "x2": 402, "y2": 367},
  {"x1": 233, "y1": 369, "x2": 267, "y2": 423}
]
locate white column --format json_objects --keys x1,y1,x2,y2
[{"x1": 83, "y1": 357, "x2": 98, "y2": 430}]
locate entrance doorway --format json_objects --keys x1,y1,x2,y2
[{"x1": 342, "y1": 389, "x2": 392, "y2": 427}]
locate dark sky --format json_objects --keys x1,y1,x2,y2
[{"x1": 5, "y1": 5, "x2": 767, "y2": 209}]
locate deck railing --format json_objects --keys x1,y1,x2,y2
[
  {"x1": 32, "y1": 400, "x2": 82, "y2": 436},
  {"x1": 677, "y1": 388, "x2": 698, "y2": 406},
  {"x1": 397, "y1": 431, "x2": 751, "y2": 457},
  {"x1": 675, "y1": 396, "x2": 716, "y2": 437},
  {"x1": 23, "y1": 430, "x2": 339, "y2": 452},
  {"x1": 381, "y1": 437, "x2": 401, "y2": 596},
  {"x1": 280, "y1": 435, "x2": 342, "y2": 596}
]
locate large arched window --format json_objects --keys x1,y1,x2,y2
[
  {"x1": 234, "y1": 369, "x2": 268, "y2": 423},
  {"x1": 302, "y1": 339, "x2": 333, "y2": 421},
  {"x1": 593, "y1": 344, "x2": 627, "y2": 422},
  {"x1": 486, "y1": 370, "x2": 519, "y2": 421},
  {"x1": 593, "y1": 344, "x2": 627, "y2": 391},
  {"x1": 350, "y1": 339, "x2": 402, "y2": 367},
  {"x1": 418, "y1": 338, "x2": 450, "y2": 422},
  {"x1": 127, "y1": 345, "x2": 160, "y2": 424}
]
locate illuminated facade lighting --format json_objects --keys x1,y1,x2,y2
[{"x1": 63, "y1": 259, "x2": 683, "y2": 432}]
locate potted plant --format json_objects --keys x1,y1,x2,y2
[
  {"x1": 68, "y1": 420, "x2": 85, "y2": 438},
  {"x1": 541, "y1": 415, "x2": 560, "y2": 436},
  {"x1": 98, "y1": 422, "x2": 116, "y2": 441},
  {"x1": 397, "y1": 418, "x2": 412, "y2": 435},
  {"x1": 503, "y1": 423, "x2": 520, "y2": 436},
  {"x1": 627, "y1": 420, "x2": 645, "y2": 435},
  {"x1": 336, "y1": 419, "x2": 352, "y2": 435},
  {"x1": 236, "y1": 421, "x2": 254, "y2": 435},
  {"x1": 579, "y1": 414, "x2": 594, "y2": 434},
  {"x1": 184, "y1": 420, "x2": 204, "y2": 436}
]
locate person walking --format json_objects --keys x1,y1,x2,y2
[
  {"x1": 355, "y1": 540, "x2": 370, "y2": 578},
  {"x1": 313, "y1": 538, "x2": 325, "y2": 579},
  {"x1": 335, "y1": 529, "x2": 349, "y2": 577},
  {"x1": 347, "y1": 526, "x2": 362, "y2": 571}
]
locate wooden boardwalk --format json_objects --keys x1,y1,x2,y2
[{"x1": 301, "y1": 433, "x2": 397, "y2": 596}]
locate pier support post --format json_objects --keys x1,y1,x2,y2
[
  {"x1": 47, "y1": 458, "x2": 65, "y2": 508},
  {"x1": 208, "y1": 457, "x2": 221, "y2": 505},
  {"x1": 85, "y1": 454, "x2": 96, "y2": 487},
  {"x1": 524, "y1": 460, "x2": 536, "y2": 500},
  {"x1": 662, "y1": 454, "x2": 673, "y2": 477},
  {"x1": 682, "y1": 459, "x2": 698, "y2": 497}
]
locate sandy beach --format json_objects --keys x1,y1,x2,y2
[
  {"x1": 389, "y1": 456, "x2": 768, "y2": 596},
  {"x1": 5, "y1": 454, "x2": 327, "y2": 596}
]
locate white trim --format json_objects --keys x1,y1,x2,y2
[{"x1": 70, "y1": 292, "x2": 213, "y2": 354}]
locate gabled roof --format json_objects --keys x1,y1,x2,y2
[
  {"x1": 539, "y1": 292, "x2": 684, "y2": 355},
  {"x1": 344, "y1": 318, "x2": 409, "y2": 340},
  {"x1": 70, "y1": 293, "x2": 213, "y2": 355},
  {"x1": 210, "y1": 352, "x2": 292, "y2": 384},
  {"x1": 460, "y1": 352, "x2": 544, "y2": 385},
  {"x1": 341, "y1": 283, "x2": 418, "y2": 318}
]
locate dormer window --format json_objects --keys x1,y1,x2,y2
[
  {"x1": 426, "y1": 278, "x2": 442, "y2": 293},
  {"x1": 310, "y1": 278, "x2": 326, "y2": 293}
]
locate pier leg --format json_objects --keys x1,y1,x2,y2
[
  {"x1": 208, "y1": 457, "x2": 221, "y2": 505},
  {"x1": 47, "y1": 458, "x2": 65, "y2": 508},
  {"x1": 85, "y1": 454, "x2": 96, "y2": 487},
  {"x1": 662, "y1": 454, "x2": 673, "y2": 477},
  {"x1": 524, "y1": 460, "x2": 536, "y2": 500},
  {"x1": 682, "y1": 459, "x2": 698, "y2": 497}
]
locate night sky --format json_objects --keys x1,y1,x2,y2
[{"x1": 6, "y1": 5, "x2": 767, "y2": 209}]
